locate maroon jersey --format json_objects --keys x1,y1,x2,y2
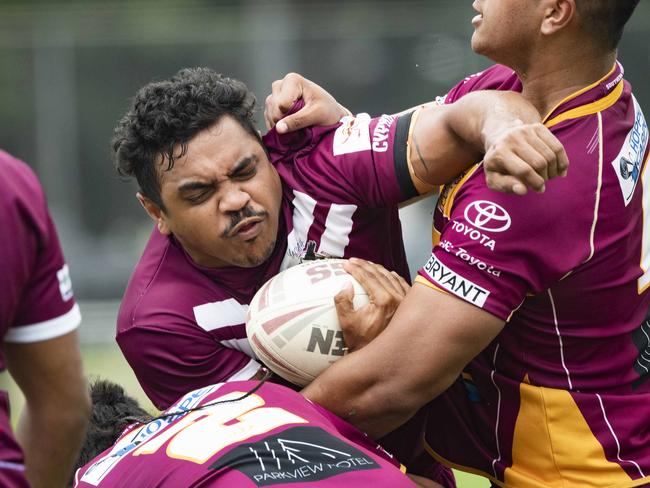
[
  {"x1": 74, "y1": 381, "x2": 415, "y2": 487},
  {"x1": 117, "y1": 110, "x2": 417, "y2": 409},
  {"x1": 0, "y1": 150, "x2": 81, "y2": 487},
  {"x1": 418, "y1": 64, "x2": 650, "y2": 487}
]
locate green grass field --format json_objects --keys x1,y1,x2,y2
[{"x1": 0, "y1": 343, "x2": 489, "y2": 487}]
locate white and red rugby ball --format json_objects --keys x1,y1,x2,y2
[{"x1": 246, "y1": 259, "x2": 369, "y2": 386}]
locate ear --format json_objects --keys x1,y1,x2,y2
[
  {"x1": 136, "y1": 192, "x2": 171, "y2": 235},
  {"x1": 541, "y1": 0, "x2": 576, "y2": 36}
]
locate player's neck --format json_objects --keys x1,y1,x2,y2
[{"x1": 517, "y1": 47, "x2": 617, "y2": 119}]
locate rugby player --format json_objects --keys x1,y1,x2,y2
[
  {"x1": 269, "y1": 1, "x2": 649, "y2": 486},
  {"x1": 113, "y1": 67, "x2": 566, "y2": 412},
  {"x1": 73, "y1": 378, "x2": 441, "y2": 487},
  {"x1": 0, "y1": 149, "x2": 90, "y2": 487}
]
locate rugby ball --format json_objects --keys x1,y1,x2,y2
[{"x1": 246, "y1": 259, "x2": 369, "y2": 386}]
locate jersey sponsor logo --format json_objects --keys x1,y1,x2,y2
[
  {"x1": 57, "y1": 264, "x2": 74, "y2": 301},
  {"x1": 422, "y1": 254, "x2": 490, "y2": 307},
  {"x1": 439, "y1": 239, "x2": 501, "y2": 277},
  {"x1": 209, "y1": 426, "x2": 380, "y2": 486},
  {"x1": 464, "y1": 200, "x2": 511, "y2": 233},
  {"x1": 333, "y1": 114, "x2": 372, "y2": 156},
  {"x1": 449, "y1": 220, "x2": 497, "y2": 251},
  {"x1": 371, "y1": 114, "x2": 394, "y2": 152},
  {"x1": 605, "y1": 71, "x2": 624, "y2": 91},
  {"x1": 81, "y1": 384, "x2": 218, "y2": 484},
  {"x1": 612, "y1": 96, "x2": 648, "y2": 206}
]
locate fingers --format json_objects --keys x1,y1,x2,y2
[
  {"x1": 344, "y1": 258, "x2": 408, "y2": 303},
  {"x1": 264, "y1": 74, "x2": 304, "y2": 130},
  {"x1": 484, "y1": 147, "x2": 546, "y2": 193},
  {"x1": 485, "y1": 173, "x2": 529, "y2": 195},
  {"x1": 536, "y1": 125, "x2": 569, "y2": 178},
  {"x1": 275, "y1": 104, "x2": 320, "y2": 134},
  {"x1": 391, "y1": 271, "x2": 411, "y2": 296},
  {"x1": 264, "y1": 72, "x2": 347, "y2": 134},
  {"x1": 483, "y1": 123, "x2": 569, "y2": 195},
  {"x1": 334, "y1": 282, "x2": 355, "y2": 321}
]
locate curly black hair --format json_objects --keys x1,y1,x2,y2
[{"x1": 112, "y1": 67, "x2": 260, "y2": 210}]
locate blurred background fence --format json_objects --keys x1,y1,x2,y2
[
  {"x1": 0, "y1": 2, "x2": 647, "y2": 485},
  {"x1": 0, "y1": 0, "x2": 647, "y2": 303}
]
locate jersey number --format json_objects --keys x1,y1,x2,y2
[{"x1": 133, "y1": 392, "x2": 307, "y2": 464}]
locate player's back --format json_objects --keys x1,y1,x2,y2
[{"x1": 74, "y1": 381, "x2": 415, "y2": 487}]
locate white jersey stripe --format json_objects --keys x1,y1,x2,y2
[
  {"x1": 193, "y1": 299, "x2": 249, "y2": 332},
  {"x1": 596, "y1": 393, "x2": 645, "y2": 478},
  {"x1": 283, "y1": 190, "x2": 317, "y2": 268},
  {"x1": 319, "y1": 203, "x2": 357, "y2": 257},
  {"x1": 219, "y1": 338, "x2": 256, "y2": 358},
  {"x1": 227, "y1": 358, "x2": 262, "y2": 381},
  {"x1": 584, "y1": 112, "x2": 604, "y2": 264},
  {"x1": 547, "y1": 289, "x2": 573, "y2": 390},
  {"x1": 5, "y1": 303, "x2": 81, "y2": 343},
  {"x1": 490, "y1": 343, "x2": 503, "y2": 479}
]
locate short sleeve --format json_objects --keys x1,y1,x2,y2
[
  {"x1": 0, "y1": 155, "x2": 80, "y2": 343},
  {"x1": 117, "y1": 322, "x2": 261, "y2": 410},
  {"x1": 264, "y1": 110, "x2": 417, "y2": 208},
  {"x1": 418, "y1": 153, "x2": 597, "y2": 320},
  {"x1": 442, "y1": 64, "x2": 522, "y2": 105}
]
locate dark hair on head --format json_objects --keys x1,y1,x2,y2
[
  {"x1": 112, "y1": 67, "x2": 260, "y2": 211},
  {"x1": 73, "y1": 379, "x2": 153, "y2": 475},
  {"x1": 576, "y1": 0, "x2": 640, "y2": 50}
]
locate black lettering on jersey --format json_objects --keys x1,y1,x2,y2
[
  {"x1": 209, "y1": 426, "x2": 380, "y2": 486},
  {"x1": 307, "y1": 328, "x2": 346, "y2": 356},
  {"x1": 632, "y1": 305, "x2": 650, "y2": 390}
]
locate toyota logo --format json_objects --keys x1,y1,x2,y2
[{"x1": 464, "y1": 200, "x2": 511, "y2": 233}]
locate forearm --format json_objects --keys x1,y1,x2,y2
[
  {"x1": 4, "y1": 331, "x2": 90, "y2": 488},
  {"x1": 303, "y1": 351, "x2": 421, "y2": 438},
  {"x1": 410, "y1": 91, "x2": 543, "y2": 185},
  {"x1": 303, "y1": 322, "x2": 459, "y2": 439},
  {"x1": 304, "y1": 284, "x2": 505, "y2": 439},
  {"x1": 448, "y1": 90, "x2": 542, "y2": 152},
  {"x1": 17, "y1": 400, "x2": 89, "y2": 488}
]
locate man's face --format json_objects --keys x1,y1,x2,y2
[
  {"x1": 470, "y1": 0, "x2": 542, "y2": 63},
  {"x1": 147, "y1": 116, "x2": 282, "y2": 268}
]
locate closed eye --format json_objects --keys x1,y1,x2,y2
[
  {"x1": 232, "y1": 166, "x2": 257, "y2": 180},
  {"x1": 184, "y1": 187, "x2": 214, "y2": 204},
  {"x1": 229, "y1": 155, "x2": 259, "y2": 181}
]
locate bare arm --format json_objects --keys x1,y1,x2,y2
[
  {"x1": 302, "y1": 283, "x2": 504, "y2": 439},
  {"x1": 265, "y1": 73, "x2": 568, "y2": 195},
  {"x1": 4, "y1": 331, "x2": 90, "y2": 488},
  {"x1": 408, "y1": 91, "x2": 569, "y2": 194}
]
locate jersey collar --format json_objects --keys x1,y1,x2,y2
[{"x1": 543, "y1": 61, "x2": 624, "y2": 128}]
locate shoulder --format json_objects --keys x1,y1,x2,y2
[
  {"x1": 117, "y1": 231, "x2": 220, "y2": 334},
  {"x1": 0, "y1": 150, "x2": 48, "y2": 225},
  {"x1": 444, "y1": 64, "x2": 522, "y2": 104}
]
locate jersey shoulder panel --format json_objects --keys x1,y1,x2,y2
[{"x1": 443, "y1": 64, "x2": 522, "y2": 104}]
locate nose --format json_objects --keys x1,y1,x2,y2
[{"x1": 219, "y1": 185, "x2": 251, "y2": 213}]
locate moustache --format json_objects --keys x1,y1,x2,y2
[{"x1": 222, "y1": 206, "x2": 268, "y2": 237}]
